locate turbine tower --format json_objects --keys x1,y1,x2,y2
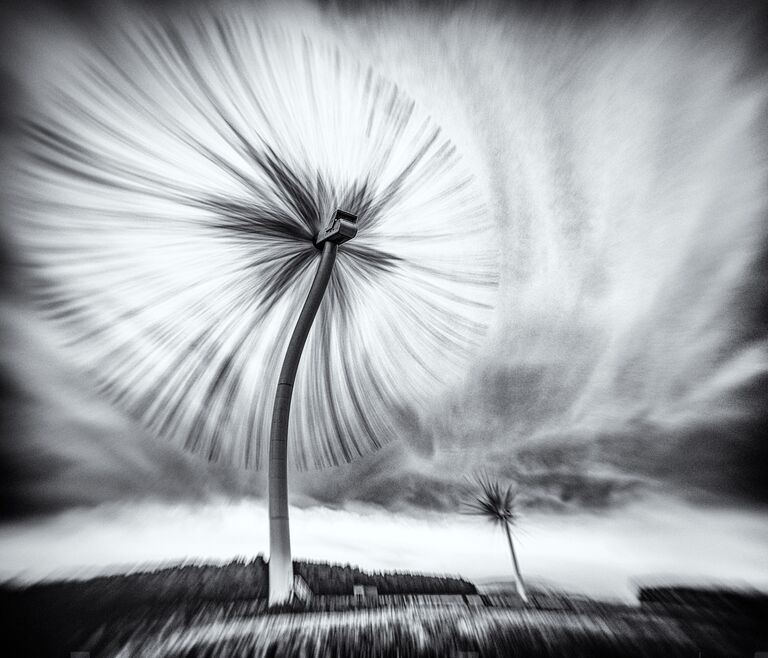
[{"x1": 269, "y1": 209, "x2": 358, "y2": 605}]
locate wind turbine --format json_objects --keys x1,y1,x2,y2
[{"x1": 9, "y1": 8, "x2": 499, "y2": 607}]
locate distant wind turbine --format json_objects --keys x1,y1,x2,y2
[{"x1": 466, "y1": 476, "x2": 528, "y2": 603}]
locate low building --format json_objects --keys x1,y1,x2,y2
[{"x1": 353, "y1": 584, "x2": 378, "y2": 599}]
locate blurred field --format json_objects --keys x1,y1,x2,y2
[
  {"x1": 93, "y1": 601, "x2": 764, "y2": 657},
  {"x1": 2, "y1": 560, "x2": 766, "y2": 656}
]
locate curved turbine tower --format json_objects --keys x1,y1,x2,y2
[{"x1": 269, "y1": 209, "x2": 358, "y2": 603}]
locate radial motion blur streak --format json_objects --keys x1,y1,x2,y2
[{"x1": 6, "y1": 7, "x2": 499, "y2": 471}]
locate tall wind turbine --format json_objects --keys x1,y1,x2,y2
[{"x1": 8, "y1": 8, "x2": 499, "y2": 606}]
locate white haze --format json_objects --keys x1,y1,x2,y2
[{"x1": 0, "y1": 497, "x2": 766, "y2": 600}]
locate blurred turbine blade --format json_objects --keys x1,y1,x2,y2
[{"x1": 9, "y1": 10, "x2": 499, "y2": 470}]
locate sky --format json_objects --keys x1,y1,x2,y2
[{"x1": 0, "y1": 0, "x2": 767, "y2": 597}]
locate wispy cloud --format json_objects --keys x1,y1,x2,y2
[{"x1": 0, "y1": 0, "x2": 767, "y2": 527}]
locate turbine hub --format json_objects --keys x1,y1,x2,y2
[{"x1": 315, "y1": 209, "x2": 358, "y2": 247}]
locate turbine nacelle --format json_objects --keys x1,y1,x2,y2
[{"x1": 315, "y1": 209, "x2": 358, "y2": 247}]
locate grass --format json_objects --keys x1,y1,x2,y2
[{"x1": 85, "y1": 602, "x2": 762, "y2": 657}]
